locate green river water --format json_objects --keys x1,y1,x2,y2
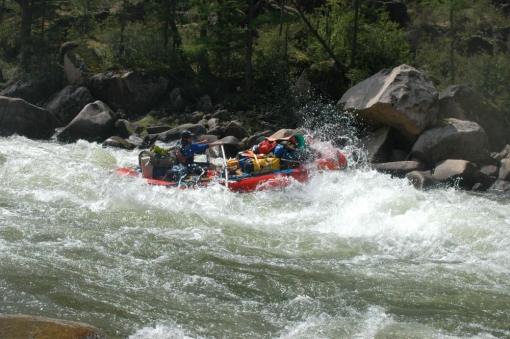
[{"x1": 1, "y1": 136, "x2": 509, "y2": 338}]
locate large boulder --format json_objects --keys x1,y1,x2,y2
[
  {"x1": 57, "y1": 100, "x2": 117, "y2": 143},
  {"x1": 357, "y1": 126, "x2": 393, "y2": 163},
  {"x1": 87, "y1": 71, "x2": 169, "y2": 116},
  {"x1": 372, "y1": 161, "x2": 425, "y2": 178},
  {"x1": 406, "y1": 170, "x2": 442, "y2": 190},
  {"x1": 0, "y1": 80, "x2": 52, "y2": 106},
  {"x1": 410, "y1": 118, "x2": 490, "y2": 165},
  {"x1": 62, "y1": 40, "x2": 101, "y2": 86},
  {"x1": 338, "y1": 64, "x2": 438, "y2": 137},
  {"x1": 0, "y1": 96, "x2": 60, "y2": 140},
  {"x1": 224, "y1": 120, "x2": 247, "y2": 140},
  {"x1": 438, "y1": 85, "x2": 510, "y2": 152},
  {"x1": 0, "y1": 314, "x2": 108, "y2": 339},
  {"x1": 42, "y1": 85, "x2": 95, "y2": 126},
  {"x1": 432, "y1": 159, "x2": 478, "y2": 187},
  {"x1": 156, "y1": 123, "x2": 208, "y2": 142}
]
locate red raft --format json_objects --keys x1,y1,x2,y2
[{"x1": 115, "y1": 149, "x2": 347, "y2": 193}]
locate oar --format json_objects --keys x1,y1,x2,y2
[{"x1": 221, "y1": 144, "x2": 228, "y2": 189}]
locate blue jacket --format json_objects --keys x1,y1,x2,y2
[{"x1": 180, "y1": 141, "x2": 209, "y2": 164}]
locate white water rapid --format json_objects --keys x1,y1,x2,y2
[{"x1": 1, "y1": 135, "x2": 509, "y2": 339}]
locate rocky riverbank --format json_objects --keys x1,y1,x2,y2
[{"x1": 1, "y1": 64, "x2": 510, "y2": 193}]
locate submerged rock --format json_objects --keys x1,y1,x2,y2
[{"x1": 0, "y1": 314, "x2": 108, "y2": 339}]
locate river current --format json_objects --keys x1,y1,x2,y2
[{"x1": 1, "y1": 135, "x2": 509, "y2": 339}]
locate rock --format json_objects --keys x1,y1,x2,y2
[
  {"x1": 0, "y1": 314, "x2": 108, "y2": 339},
  {"x1": 0, "y1": 80, "x2": 51, "y2": 106},
  {"x1": 212, "y1": 110, "x2": 230, "y2": 121},
  {"x1": 102, "y1": 136, "x2": 135, "y2": 149},
  {"x1": 372, "y1": 161, "x2": 424, "y2": 178},
  {"x1": 156, "y1": 123, "x2": 207, "y2": 142},
  {"x1": 472, "y1": 164, "x2": 498, "y2": 187},
  {"x1": 438, "y1": 85, "x2": 510, "y2": 152},
  {"x1": 406, "y1": 170, "x2": 442, "y2": 190},
  {"x1": 146, "y1": 125, "x2": 171, "y2": 134},
  {"x1": 488, "y1": 179, "x2": 510, "y2": 192},
  {"x1": 115, "y1": 119, "x2": 143, "y2": 138},
  {"x1": 390, "y1": 149, "x2": 409, "y2": 162},
  {"x1": 220, "y1": 135, "x2": 245, "y2": 158},
  {"x1": 432, "y1": 159, "x2": 478, "y2": 187},
  {"x1": 498, "y1": 158, "x2": 510, "y2": 180},
  {"x1": 191, "y1": 112, "x2": 204, "y2": 123},
  {"x1": 56, "y1": 101, "x2": 117, "y2": 143},
  {"x1": 491, "y1": 144, "x2": 510, "y2": 161},
  {"x1": 246, "y1": 130, "x2": 275, "y2": 149},
  {"x1": 0, "y1": 96, "x2": 60, "y2": 140},
  {"x1": 357, "y1": 126, "x2": 393, "y2": 163},
  {"x1": 87, "y1": 71, "x2": 169, "y2": 116},
  {"x1": 224, "y1": 120, "x2": 247, "y2": 140},
  {"x1": 338, "y1": 64, "x2": 438, "y2": 137},
  {"x1": 411, "y1": 118, "x2": 490, "y2": 165},
  {"x1": 42, "y1": 85, "x2": 95, "y2": 125},
  {"x1": 62, "y1": 41, "x2": 99, "y2": 86},
  {"x1": 269, "y1": 128, "x2": 302, "y2": 139}
]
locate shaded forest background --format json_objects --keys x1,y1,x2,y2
[{"x1": 0, "y1": 0, "x2": 509, "y2": 125}]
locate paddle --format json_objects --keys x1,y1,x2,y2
[{"x1": 221, "y1": 144, "x2": 228, "y2": 189}]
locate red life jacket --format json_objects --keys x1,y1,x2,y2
[{"x1": 258, "y1": 139, "x2": 277, "y2": 154}]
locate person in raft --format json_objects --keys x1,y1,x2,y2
[{"x1": 177, "y1": 129, "x2": 223, "y2": 175}]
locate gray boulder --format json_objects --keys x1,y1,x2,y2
[
  {"x1": 372, "y1": 161, "x2": 424, "y2": 178},
  {"x1": 0, "y1": 96, "x2": 59, "y2": 140},
  {"x1": 115, "y1": 119, "x2": 144, "y2": 138},
  {"x1": 432, "y1": 159, "x2": 478, "y2": 186},
  {"x1": 246, "y1": 130, "x2": 274, "y2": 149},
  {"x1": 224, "y1": 120, "x2": 247, "y2": 140},
  {"x1": 42, "y1": 85, "x2": 94, "y2": 125},
  {"x1": 472, "y1": 164, "x2": 498, "y2": 188},
  {"x1": 219, "y1": 135, "x2": 245, "y2": 158},
  {"x1": 498, "y1": 158, "x2": 510, "y2": 181},
  {"x1": 0, "y1": 80, "x2": 50, "y2": 105},
  {"x1": 406, "y1": 170, "x2": 442, "y2": 190},
  {"x1": 338, "y1": 64, "x2": 438, "y2": 137},
  {"x1": 411, "y1": 119, "x2": 490, "y2": 165},
  {"x1": 358, "y1": 126, "x2": 393, "y2": 163},
  {"x1": 87, "y1": 71, "x2": 168, "y2": 116},
  {"x1": 102, "y1": 136, "x2": 136, "y2": 150},
  {"x1": 488, "y1": 179, "x2": 510, "y2": 192},
  {"x1": 57, "y1": 101, "x2": 116, "y2": 143},
  {"x1": 438, "y1": 85, "x2": 510, "y2": 152},
  {"x1": 156, "y1": 123, "x2": 207, "y2": 142}
]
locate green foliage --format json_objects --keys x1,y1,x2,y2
[
  {"x1": 0, "y1": 0, "x2": 507, "y2": 127},
  {"x1": 461, "y1": 54, "x2": 510, "y2": 120}
]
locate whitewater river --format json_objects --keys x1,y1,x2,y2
[{"x1": 1, "y1": 135, "x2": 509, "y2": 339}]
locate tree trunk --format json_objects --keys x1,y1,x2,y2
[
  {"x1": 14, "y1": 0, "x2": 33, "y2": 71},
  {"x1": 449, "y1": 6, "x2": 455, "y2": 84},
  {"x1": 38, "y1": 0, "x2": 47, "y2": 70},
  {"x1": 291, "y1": 0, "x2": 348, "y2": 75},
  {"x1": 245, "y1": 0, "x2": 254, "y2": 92},
  {"x1": 0, "y1": 0, "x2": 6, "y2": 23},
  {"x1": 119, "y1": 0, "x2": 127, "y2": 55},
  {"x1": 350, "y1": 0, "x2": 360, "y2": 69},
  {"x1": 279, "y1": 0, "x2": 285, "y2": 36}
]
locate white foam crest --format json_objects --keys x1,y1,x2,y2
[{"x1": 128, "y1": 322, "x2": 198, "y2": 339}]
